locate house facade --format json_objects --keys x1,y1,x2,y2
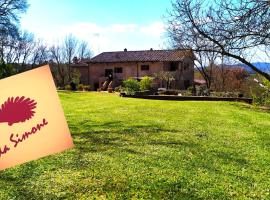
[{"x1": 73, "y1": 49, "x2": 195, "y2": 91}]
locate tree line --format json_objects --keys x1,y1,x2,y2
[
  {"x1": 0, "y1": 0, "x2": 92, "y2": 87},
  {"x1": 1, "y1": 0, "x2": 270, "y2": 97}
]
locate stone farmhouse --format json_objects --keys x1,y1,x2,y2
[{"x1": 72, "y1": 49, "x2": 195, "y2": 91}]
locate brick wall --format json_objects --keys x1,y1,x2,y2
[{"x1": 74, "y1": 60, "x2": 194, "y2": 91}]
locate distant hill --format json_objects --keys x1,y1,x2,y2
[
  {"x1": 195, "y1": 62, "x2": 270, "y2": 74},
  {"x1": 232, "y1": 62, "x2": 270, "y2": 74}
]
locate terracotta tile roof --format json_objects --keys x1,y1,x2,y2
[{"x1": 88, "y1": 49, "x2": 194, "y2": 63}]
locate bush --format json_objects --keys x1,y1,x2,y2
[
  {"x1": 57, "y1": 86, "x2": 64, "y2": 90},
  {"x1": 251, "y1": 87, "x2": 270, "y2": 106},
  {"x1": 65, "y1": 85, "x2": 71, "y2": 90},
  {"x1": 140, "y1": 76, "x2": 153, "y2": 91},
  {"x1": 71, "y1": 69, "x2": 81, "y2": 85},
  {"x1": 209, "y1": 92, "x2": 240, "y2": 98},
  {"x1": 249, "y1": 75, "x2": 270, "y2": 107},
  {"x1": 180, "y1": 90, "x2": 193, "y2": 96},
  {"x1": 78, "y1": 84, "x2": 84, "y2": 91},
  {"x1": 114, "y1": 86, "x2": 123, "y2": 93},
  {"x1": 123, "y1": 78, "x2": 140, "y2": 95},
  {"x1": 253, "y1": 92, "x2": 270, "y2": 106},
  {"x1": 197, "y1": 85, "x2": 210, "y2": 96},
  {"x1": 0, "y1": 61, "x2": 16, "y2": 79},
  {"x1": 83, "y1": 85, "x2": 91, "y2": 91},
  {"x1": 159, "y1": 90, "x2": 179, "y2": 96}
]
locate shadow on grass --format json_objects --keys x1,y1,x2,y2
[
  {"x1": 0, "y1": 120, "x2": 256, "y2": 199},
  {"x1": 0, "y1": 162, "x2": 52, "y2": 199}
]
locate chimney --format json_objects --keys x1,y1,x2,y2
[{"x1": 124, "y1": 48, "x2": 127, "y2": 52}]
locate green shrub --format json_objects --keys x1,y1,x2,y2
[
  {"x1": 57, "y1": 86, "x2": 64, "y2": 90},
  {"x1": 123, "y1": 78, "x2": 140, "y2": 95},
  {"x1": 159, "y1": 90, "x2": 179, "y2": 96},
  {"x1": 181, "y1": 90, "x2": 193, "y2": 96},
  {"x1": 78, "y1": 84, "x2": 84, "y2": 91},
  {"x1": 83, "y1": 85, "x2": 91, "y2": 91},
  {"x1": 114, "y1": 86, "x2": 123, "y2": 93},
  {"x1": 252, "y1": 90, "x2": 270, "y2": 106},
  {"x1": 0, "y1": 61, "x2": 16, "y2": 79},
  {"x1": 197, "y1": 85, "x2": 210, "y2": 96},
  {"x1": 65, "y1": 85, "x2": 71, "y2": 90},
  {"x1": 249, "y1": 75, "x2": 270, "y2": 107},
  {"x1": 210, "y1": 92, "x2": 240, "y2": 98},
  {"x1": 187, "y1": 86, "x2": 194, "y2": 92},
  {"x1": 71, "y1": 69, "x2": 81, "y2": 85},
  {"x1": 76, "y1": 84, "x2": 91, "y2": 91},
  {"x1": 140, "y1": 76, "x2": 153, "y2": 91}
]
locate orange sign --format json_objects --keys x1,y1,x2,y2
[{"x1": 0, "y1": 65, "x2": 74, "y2": 170}]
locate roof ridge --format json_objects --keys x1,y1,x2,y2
[
  {"x1": 98, "y1": 49, "x2": 190, "y2": 54},
  {"x1": 88, "y1": 49, "x2": 194, "y2": 63}
]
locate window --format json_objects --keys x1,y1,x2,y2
[
  {"x1": 169, "y1": 62, "x2": 178, "y2": 71},
  {"x1": 114, "y1": 67, "x2": 123, "y2": 73},
  {"x1": 141, "y1": 65, "x2": 149, "y2": 71}
]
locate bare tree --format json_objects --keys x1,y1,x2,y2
[
  {"x1": 48, "y1": 35, "x2": 93, "y2": 87},
  {"x1": 31, "y1": 39, "x2": 49, "y2": 67},
  {"x1": 17, "y1": 31, "x2": 35, "y2": 66},
  {"x1": 211, "y1": 64, "x2": 249, "y2": 93},
  {"x1": 167, "y1": 0, "x2": 270, "y2": 81},
  {"x1": 0, "y1": 30, "x2": 35, "y2": 69},
  {"x1": 154, "y1": 71, "x2": 176, "y2": 89},
  {"x1": 194, "y1": 50, "x2": 218, "y2": 89},
  {"x1": 63, "y1": 34, "x2": 78, "y2": 81},
  {"x1": 0, "y1": 33, "x2": 18, "y2": 63},
  {"x1": 78, "y1": 40, "x2": 92, "y2": 59},
  {"x1": 49, "y1": 44, "x2": 67, "y2": 86}
]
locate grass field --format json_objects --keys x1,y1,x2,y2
[{"x1": 0, "y1": 92, "x2": 270, "y2": 199}]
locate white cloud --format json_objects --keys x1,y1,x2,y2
[
  {"x1": 140, "y1": 21, "x2": 165, "y2": 37},
  {"x1": 21, "y1": 21, "x2": 167, "y2": 55},
  {"x1": 110, "y1": 24, "x2": 138, "y2": 33}
]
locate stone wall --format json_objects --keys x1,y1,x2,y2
[{"x1": 74, "y1": 59, "x2": 194, "y2": 91}]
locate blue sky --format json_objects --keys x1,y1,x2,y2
[{"x1": 20, "y1": 0, "x2": 172, "y2": 55}]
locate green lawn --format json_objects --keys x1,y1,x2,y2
[{"x1": 1, "y1": 92, "x2": 270, "y2": 199}]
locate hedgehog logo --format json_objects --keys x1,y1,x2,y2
[{"x1": 0, "y1": 96, "x2": 37, "y2": 126}]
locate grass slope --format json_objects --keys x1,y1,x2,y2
[{"x1": 0, "y1": 92, "x2": 270, "y2": 199}]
